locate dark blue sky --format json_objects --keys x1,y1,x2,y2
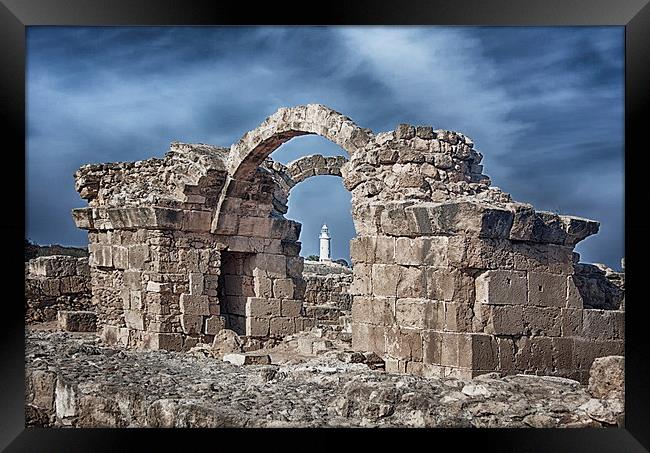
[{"x1": 26, "y1": 26, "x2": 624, "y2": 269}]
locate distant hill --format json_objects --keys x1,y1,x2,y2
[{"x1": 25, "y1": 239, "x2": 88, "y2": 261}]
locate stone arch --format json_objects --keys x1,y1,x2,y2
[
  {"x1": 285, "y1": 154, "x2": 347, "y2": 186},
  {"x1": 227, "y1": 104, "x2": 371, "y2": 179},
  {"x1": 212, "y1": 104, "x2": 372, "y2": 232}
]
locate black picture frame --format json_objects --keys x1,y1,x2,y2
[{"x1": 3, "y1": 0, "x2": 649, "y2": 450}]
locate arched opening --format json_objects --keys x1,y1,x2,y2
[
  {"x1": 212, "y1": 105, "x2": 370, "y2": 339},
  {"x1": 270, "y1": 135, "x2": 355, "y2": 325}
]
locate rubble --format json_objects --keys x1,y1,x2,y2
[{"x1": 25, "y1": 329, "x2": 624, "y2": 428}]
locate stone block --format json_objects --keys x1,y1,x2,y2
[
  {"x1": 450, "y1": 237, "x2": 516, "y2": 270},
  {"x1": 385, "y1": 359, "x2": 407, "y2": 374},
  {"x1": 245, "y1": 297, "x2": 281, "y2": 317},
  {"x1": 123, "y1": 270, "x2": 142, "y2": 290},
  {"x1": 528, "y1": 337, "x2": 554, "y2": 373},
  {"x1": 72, "y1": 207, "x2": 94, "y2": 229},
  {"x1": 112, "y1": 246, "x2": 129, "y2": 270},
  {"x1": 349, "y1": 264, "x2": 372, "y2": 295},
  {"x1": 180, "y1": 294, "x2": 210, "y2": 315},
  {"x1": 130, "y1": 291, "x2": 143, "y2": 310},
  {"x1": 127, "y1": 245, "x2": 149, "y2": 269},
  {"x1": 60, "y1": 275, "x2": 88, "y2": 294},
  {"x1": 273, "y1": 278, "x2": 295, "y2": 299},
  {"x1": 416, "y1": 125, "x2": 434, "y2": 139},
  {"x1": 582, "y1": 309, "x2": 624, "y2": 340},
  {"x1": 89, "y1": 244, "x2": 113, "y2": 268},
  {"x1": 561, "y1": 308, "x2": 583, "y2": 337},
  {"x1": 146, "y1": 281, "x2": 170, "y2": 293},
  {"x1": 237, "y1": 216, "x2": 272, "y2": 237},
  {"x1": 385, "y1": 327, "x2": 422, "y2": 361},
  {"x1": 528, "y1": 272, "x2": 567, "y2": 307},
  {"x1": 588, "y1": 355, "x2": 624, "y2": 399},
  {"x1": 183, "y1": 210, "x2": 212, "y2": 232},
  {"x1": 246, "y1": 317, "x2": 270, "y2": 337},
  {"x1": 574, "y1": 338, "x2": 624, "y2": 372},
  {"x1": 142, "y1": 332, "x2": 183, "y2": 351},
  {"x1": 560, "y1": 216, "x2": 600, "y2": 246},
  {"x1": 124, "y1": 310, "x2": 145, "y2": 330},
  {"x1": 370, "y1": 265, "x2": 399, "y2": 297},
  {"x1": 29, "y1": 256, "x2": 77, "y2": 277},
  {"x1": 223, "y1": 353, "x2": 271, "y2": 366},
  {"x1": 422, "y1": 330, "x2": 443, "y2": 365},
  {"x1": 395, "y1": 123, "x2": 415, "y2": 139},
  {"x1": 280, "y1": 299, "x2": 302, "y2": 317},
  {"x1": 395, "y1": 298, "x2": 440, "y2": 330},
  {"x1": 351, "y1": 322, "x2": 385, "y2": 354},
  {"x1": 425, "y1": 267, "x2": 474, "y2": 302},
  {"x1": 483, "y1": 305, "x2": 524, "y2": 335},
  {"x1": 269, "y1": 317, "x2": 295, "y2": 337},
  {"x1": 57, "y1": 311, "x2": 97, "y2": 332},
  {"x1": 76, "y1": 258, "x2": 90, "y2": 276},
  {"x1": 394, "y1": 238, "x2": 428, "y2": 265},
  {"x1": 286, "y1": 256, "x2": 304, "y2": 278},
  {"x1": 351, "y1": 296, "x2": 394, "y2": 326},
  {"x1": 282, "y1": 240, "x2": 301, "y2": 257},
  {"x1": 254, "y1": 254, "x2": 287, "y2": 278},
  {"x1": 215, "y1": 213, "x2": 239, "y2": 235},
  {"x1": 188, "y1": 272, "x2": 204, "y2": 296},
  {"x1": 180, "y1": 315, "x2": 203, "y2": 334},
  {"x1": 552, "y1": 337, "x2": 574, "y2": 371},
  {"x1": 566, "y1": 276, "x2": 584, "y2": 308},
  {"x1": 297, "y1": 338, "x2": 315, "y2": 354},
  {"x1": 407, "y1": 202, "x2": 513, "y2": 238},
  {"x1": 475, "y1": 270, "x2": 527, "y2": 305},
  {"x1": 440, "y1": 332, "x2": 460, "y2": 367},
  {"x1": 523, "y1": 306, "x2": 561, "y2": 336},
  {"x1": 397, "y1": 267, "x2": 426, "y2": 298},
  {"x1": 443, "y1": 301, "x2": 474, "y2": 332},
  {"x1": 509, "y1": 207, "x2": 567, "y2": 244},
  {"x1": 466, "y1": 333, "x2": 498, "y2": 370},
  {"x1": 350, "y1": 237, "x2": 370, "y2": 263},
  {"x1": 350, "y1": 236, "x2": 395, "y2": 264},
  {"x1": 254, "y1": 276, "x2": 273, "y2": 298}
]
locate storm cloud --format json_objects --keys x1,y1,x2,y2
[{"x1": 26, "y1": 26, "x2": 624, "y2": 269}]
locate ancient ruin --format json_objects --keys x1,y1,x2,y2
[{"x1": 65, "y1": 104, "x2": 623, "y2": 383}]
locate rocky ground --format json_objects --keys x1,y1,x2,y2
[{"x1": 25, "y1": 325, "x2": 624, "y2": 428}]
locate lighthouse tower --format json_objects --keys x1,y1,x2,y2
[{"x1": 319, "y1": 224, "x2": 332, "y2": 261}]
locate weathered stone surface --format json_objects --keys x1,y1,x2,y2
[
  {"x1": 57, "y1": 311, "x2": 97, "y2": 332},
  {"x1": 211, "y1": 329, "x2": 243, "y2": 357},
  {"x1": 588, "y1": 355, "x2": 624, "y2": 400},
  {"x1": 475, "y1": 270, "x2": 527, "y2": 305},
  {"x1": 25, "y1": 330, "x2": 622, "y2": 428},
  {"x1": 223, "y1": 352, "x2": 272, "y2": 366}
]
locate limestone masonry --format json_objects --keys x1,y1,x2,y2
[
  {"x1": 25, "y1": 256, "x2": 92, "y2": 324},
  {"x1": 69, "y1": 104, "x2": 625, "y2": 382}
]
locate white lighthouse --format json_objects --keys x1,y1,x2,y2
[{"x1": 319, "y1": 224, "x2": 332, "y2": 261}]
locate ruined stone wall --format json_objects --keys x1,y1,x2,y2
[
  {"x1": 25, "y1": 256, "x2": 92, "y2": 323},
  {"x1": 301, "y1": 260, "x2": 353, "y2": 328},
  {"x1": 302, "y1": 260, "x2": 352, "y2": 308},
  {"x1": 344, "y1": 122, "x2": 623, "y2": 382},
  {"x1": 71, "y1": 104, "x2": 624, "y2": 382},
  {"x1": 74, "y1": 144, "x2": 312, "y2": 350}
]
